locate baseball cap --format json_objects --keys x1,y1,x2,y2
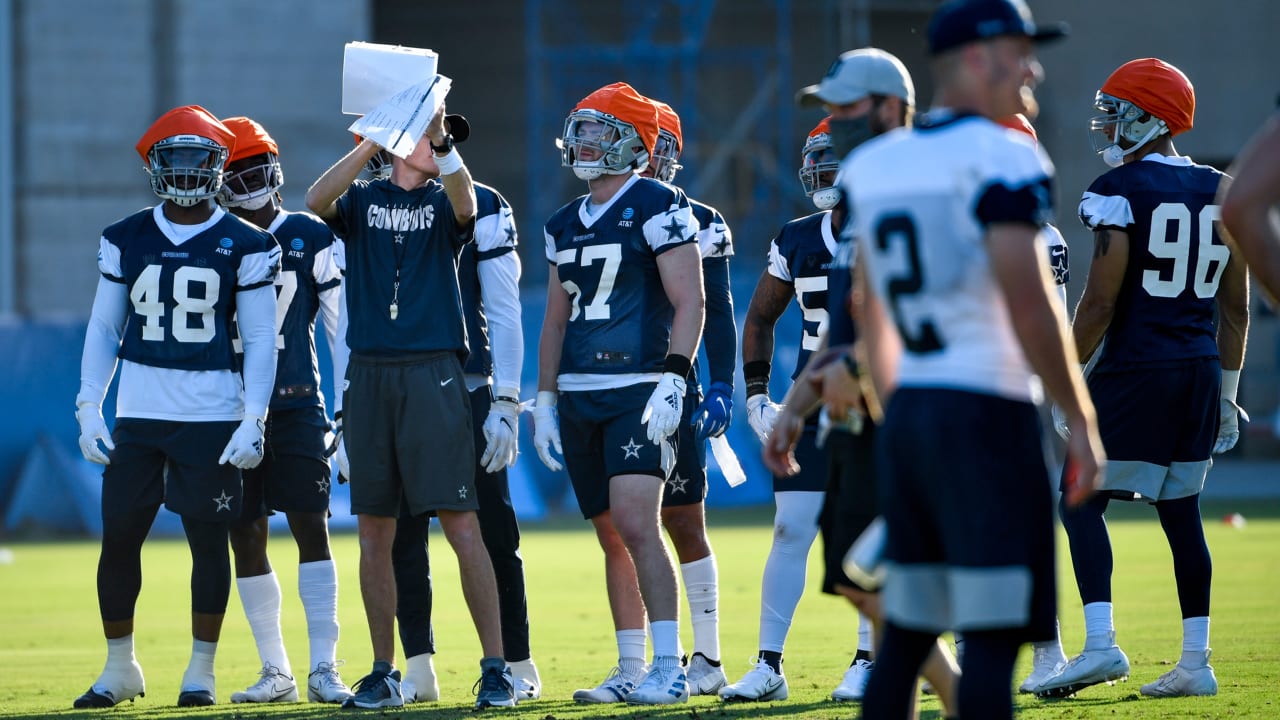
[
  {"x1": 927, "y1": 0, "x2": 1068, "y2": 56},
  {"x1": 796, "y1": 48, "x2": 914, "y2": 108}
]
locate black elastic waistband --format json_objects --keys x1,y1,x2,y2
[{"x1": 350, "y1": 351, "x2": 453, "y2": 367}]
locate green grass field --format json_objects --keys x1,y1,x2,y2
[{"x1": 1, "y1": 499, "x2": 1277, "y2": 719}]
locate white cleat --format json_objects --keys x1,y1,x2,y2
[
  {"x1": 1034, "y1": 642, "x2": 1130, "y2": 698},
  {"x1": 626, "y1": 659, "x2": 689, "y2": 705},
  {"x1": 573, "y1": 665, "x2": 645, "y2": 704},
  {"x1": 1019, "y1": 645, "x2": 1068, "y2": 693},
  {"x1": 831, "y1": 658, "x2": 873, "y2": 701},
  {"x1": 1140, "y1": 650, "x2": 1218, "y2": 697},
  {"x1": 508, "y1": 658, "x2": 542, "y2": 701},
  {"x1": 74, "y1": 660, "x2": 147, "y2": 708},
  {"x1": 685, "y1": 653, "x2": 727, "y2": 696},
  {"x1": 307, "y1": 661, "x2": 353, "y2": 703},
  {"x1": 230, "y1": 663, "x2": 298, "y2": 703},
  {"x1": 718, "y1": 658, "x2": 789, "y2": 702}
]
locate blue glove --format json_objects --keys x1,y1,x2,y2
[{"x1": 692, "y1": 381, "x2": 734, "y2": 442}]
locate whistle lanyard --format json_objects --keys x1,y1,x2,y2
[{"x1": 389, "y1": 232, "x2": 408, "y2": 320}]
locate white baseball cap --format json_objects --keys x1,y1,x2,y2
[{"x1": 795, "y1": 48, "x2": 915, "y2": 108}]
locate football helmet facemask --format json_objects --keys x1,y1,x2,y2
[
  {"x1": 557, "y1": 109, "x2": 650, "y2": 180},
  {"x1": 799, "y1": 122, "x2": 841, "y2": 210},
  {"x1": 220, "y1": 152, "x2": 283, "y2": 210},
  {"x1": 1090, "y1": 92, "x2": 1168, "y2": 168},
  {"x1": 146, "y1": 135, "x2": 228, "y2": 207},
  {"x1": 650, "y1": 128, "x2": 683, "y2": 183}
]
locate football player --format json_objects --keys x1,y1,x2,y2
[
  {"x1": 570, "y1": 95, "x2": 735, "y2": 702},
  {"x1": 534, "y1": 81, "x2": 704, "y2": 706},
  {"x1": 1035, "y1": 58, "x2": 1249, "y2": 700},
  {"x1": 386, "y1": 123, "x2": 543, "y2": 704},
  {"x1": 305, "y1": 102, "x2": 516, "y2": 710},
  {"x1": 848, "y1": 2, "x2": 1105, "y2": 718},
  {"x1": 1222, "y1": 112, "x2": 1280, "y2": 303},
  {"x1": 213, "y1": 117, "x2": 352, "y2": 705},
  {"x1": 74, "y1": 105, "x2": 281, "y2": 708}
]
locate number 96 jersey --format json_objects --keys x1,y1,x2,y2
[
  {"x1": 544, "y1": 175, "x2": 697, "y2": 380},
  {"x1": 844, "y1": 113, "x2": 1055, "y2": 402},
  {"x1": 100, "y1": 206, "x2": 280, "y2": 371}
]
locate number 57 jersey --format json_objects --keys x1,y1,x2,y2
[
  {"x1": 843, "y1": 113, "x2": 1056, "y2": 402},
  {"x1": 544, "y1": 175, "x2": 697, "y2": 386}
]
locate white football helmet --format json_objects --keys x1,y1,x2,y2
[
  {"x1": 650, "y1": 128, "x2": 683, "y2": 183},
  {"x1": 557, "y1": 108, "x2": 650, "y2": 180},
  {"x1": 365, "y1": 149, "x2": 392, "y2": 180},
  {"x1": 799, "y1": 128, "x2": 841, "y2": 210},
  {"x1": 220, "y1": 152, "x2": 283, "y2": 210},
  {"x1": 1090, "y1": 92, "x2": 1168, "y2": 168},
  {"x1": 146, "y1": 135, "x2": 228, "y2": 207}
]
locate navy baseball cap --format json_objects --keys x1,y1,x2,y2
[{"x1": 927, "y1": 0, "x2": 1069, "y2": 56}]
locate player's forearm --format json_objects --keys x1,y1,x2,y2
[
  {"x1": 236, "y1": 286, "x2": 279, "y2": 419},
  {"x1": 779, "y1": 338, "x2": 832, "y2": 419},
  {"x1": 78, "y1": 278, "x2": 128, "y2": 407},
  {"x1": 701, "y1": 256, "x2": 737, "y2": 386},
  {"x1": 1217, "y1": 291, "x2": 1249, "y2": 372},
  {"x1": 306, "y1": 141, "x2": 377, "y2": 221},
  {"x1": 1070, "y1": 296, "x2": 1114, "y2": 364},
  {"x1": 438, "y1": 155, "x2": 477, "y2": 227},
  {"x1": 1222, "y1": 114, "x2": 1280, "y2": 303},
  {"x1": 667, "y1": 291, "x2": 704, "y2": 361}
]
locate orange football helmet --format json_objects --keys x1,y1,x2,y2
[
  {"x1": 799, "y1": 117, "x2": 841, "y2": 210},
  {"x1": 220, "y1": 117, "x2": 283, "y2": 210},
  {"x1": 136, "y1": 105, "x2": 233, "y2": 207},
  {"x1": 557, "y1": 82, "x2": 660, "y2": 180},
  {"x1": 1091, "y1": 58, "x2": 1195, "y2": 167}
]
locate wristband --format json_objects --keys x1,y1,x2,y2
[
  {"x1": 433, "y1": 148, "x2": 464, "y2": 176},
  {"x1": 663, "y1": 353, "x2": 692, "y2": 378},
  {"x1": 495, "y1": 395, "x2": 520, "y2": 405},
  {"x1": 536, "y1": 390, "x2": 557, "y2": 408},
  {"x1": 841, "y1": 351, "x2": 859, "y2": 377},
  {"x1": 1221, "y1": 369, "x2": 1240, "y2": 402},
  {"x1": 744, "y1": 360, "x2": 771, "y2": 397}
]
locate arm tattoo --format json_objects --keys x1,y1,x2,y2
[{"x1": 1094, "y1": 229, "x2": 1112, "y2": 259}]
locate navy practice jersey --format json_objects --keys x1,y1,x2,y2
[
  {"x1": 233, "y1": 211, "x2": 343, "y2": 410},
  {"x1": 690, "y1": 197, "x2": 736, "y2": 388},
  {"x1": 1079, "y1": 154, "x2": 1229, "y2": 371},
  {"x1": 458, "y1": 183, "x2": 518, "y2": 377},
  {"x1": 544, "y1": 175, "x2": 697, "y2": 378},
  {"x1": 767, "y1": 210, "x2": 838, "y2": 380},
  {"x1": 100, "y1": 207, "x2": 279, "y2": 371},
  {"x1": 327, "y1": 178, "x2": 472, "y2": 358}
]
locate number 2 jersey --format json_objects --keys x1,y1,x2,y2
[
  {"x1": 767, "y1": 210, "x2": 837, "y2": 380},
  {"x1": 844, "y1": 112, "x2": 1056, "y2": 403},
  {"x1": 544, "y1": 174, "x2": 697, "y2": 391},
  {"x1": 1078, "y1": 154, "x2": 1228, "y2": 372},
  {"x1": 96, "y1": 205, "x2": 280, "y2": 420}
]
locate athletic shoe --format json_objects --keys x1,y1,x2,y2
[
  {"x1": 308, "y1": 661, "x2": 354, "y2": 703},
  {"x1": 73, "y1": 660, "x2": 146, "y2": 708},
  {"x1": 1034, "y1": 642, "x2": 1130, "y2": 698},
  {"x1": 508, "y1": 658, "x2": 542, "y2": 701},
  {"x1": 1019, "y1": 645, "x2": 1068, "y2": 693},
  {"x1": 573, "y1": 665, "x2": 645, "y2": 704},
  {"x1": 473, "y1": 661, "x2": 517, "y2": 709},
  {"x1": 231, "y1": 663, "x2": 298, "y2": 703},
  {"x1": 685, "y1": 652, "x2": 727, "y2": 696},
  {"x1": 1140, "y1": 650, "x2": 1218, "y2": 697},
  {"x1": 718, "y1": 658, "x2": 789, "y2": 702},
  {"x1": 177, "y1": 689, "x2": 216, "y2": 706},
  {"x1": 341, "y1": 669, "x2": 403, "y2": 709},
  {"x1": 831, "y1": 658, "x2": 873, "y2": 701},
  {"x1": 626, "y1": 658, "x2": 689, "y2": 705}
]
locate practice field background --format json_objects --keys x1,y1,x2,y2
[{"x1": 0, "y1": 500, "x2": 1276, "y2": 719}]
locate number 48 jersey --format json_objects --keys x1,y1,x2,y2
[
  {"x1": 1078, "y1": 154, "x2": 1228, "y2": 371},
  {"x1": 844, "y1": 113, "x2": 1055, "y2": 402},
  {"x1": 544, "y1": 175, "x2": 697, "y2": 385}
]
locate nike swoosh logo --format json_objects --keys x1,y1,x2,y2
[{"x1": 440, "y1": 377, "x2": 454, "y2": 387}]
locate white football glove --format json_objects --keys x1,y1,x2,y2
[
  {"x1": 746, "y1": 394, "x2": 783, "y2": 445},
  {"x1": 324, "y1": 412, "x2": 350, "y2": 481},
  {"x1": 641, "y1": 372, "x2": 686, "y2": 444},
  {"x1": 1214, "y1": 369, "x2": 1247, "y2": 454},
  {"x1": 481, "y1": 397, "x2": 520, "y2": 474},
  {"x1": 532, "y1": 391, "x2": 563, "y2": 472},
  {"x1": 219, "y1": 415, "x2": 266, "y2": 470},
  {"x1": 1051, "y1": 403, "x2": 1069, "y2": 440},
  {"x1": 75, "y1": 402, "x2": 114, "y2": 465}
]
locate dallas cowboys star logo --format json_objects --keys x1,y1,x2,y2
[
  {"x1": 621, "y1": 438, "x2": 642, "y2": 459},
  {"x1": 212, "y1": 490, "x2": 232, "y2": 512},
  {"x1": 317, "y1": 477, "x2": 331, "y2": 494},
  {"x1": 394, "y1": 233, "x2": 405, "y2": 244},
  {"x1": 666, "y1": 473, "x2": 689, "y2": 495},
  {"x1": 662, "y1": 215, "x2": 687, "y2": 242},
  {"x1": 712, "y1": 228, "x2": 730, "y2": 255},
  {"x1": 458, "y1": 486, "x2": 468, "y2": 501}
]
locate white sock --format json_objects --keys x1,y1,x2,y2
[
  {"x1": 105, "y1": 635, "x2": 137, "y2": 670},
  {"x1": 1032, "y1": 619, "x2": 1066, "y2": 660},
  {"x1": 237, "y1": 572, "x2": 292, "y2": 676},
  {"x1": 405, "y1": 652, "x2": 434, "y2": 686},
  {"x1": 681, "y1": 555, "x2": 720, "y2": 661},
  {"x1": 617, "y1": 629, "x2": 647, "y2": 677},
  {"x1": 650, "y1": 620, "x2": 680, "y2": 660},
  {"x1": 1181, "y1": 616, "x2": 1210, "y2": 661},
  {"x1": 759, "y1": 492, "x2": 823, "y2": 653},
  {"x1": 857, "y1": 611, "x2": 874, "y2": 653},
  {"x1": 298, "y1": 559, "x2": 340, "y2": 670},
  {"x1": 1082, "y1": 602, "x2": 1114, "y2": 648},
  {"x1": 181, "y1": 639, "x2": 218, "y2": 693}
]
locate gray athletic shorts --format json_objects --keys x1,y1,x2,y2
[{"x1": 344, "y1": 351, "x2": 476, "y2": 517}]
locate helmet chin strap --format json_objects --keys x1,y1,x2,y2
[{"x1": 1102, "y1": 122, "x2": 1166, "y2": 168}]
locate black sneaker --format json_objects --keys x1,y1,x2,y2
[
  {"x1": 342, "y1": 669, "x2": 403, "y2": 709},
  {"x1": 473, "y1": 662, "x2": 516, "y2": 709},
  {"x1": 176, "y1": 689, "x2": 215, "y2": 707}
]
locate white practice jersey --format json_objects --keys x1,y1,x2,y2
[{"x1": 843, "y1": 111, "x2": 1056, "y2": 402}]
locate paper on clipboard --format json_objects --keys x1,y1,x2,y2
[
  {"x1": 341, "y1": 42, "x2": 438, "y2": 116},
  {"x1": 348, "y1": 75, "x2": 451, "y2": 159}
]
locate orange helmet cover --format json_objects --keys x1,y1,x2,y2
[
  {"x1": 1101, "y1": 58, "x2": 1195, "y2": 136},
  {"x1": 135, "y1": 105, "x2": 235, "y2": 162},
  {"x1": 996, "y1": 114, "x2": 1038, "y2": 143},
  {"x1": 809, "y1": 117, "x2": 832, "y2": 139},
  {"x1": 574, "y1": 82, "x2": 660, "y2": 158},
  {"x1": 651, "y1": 99, "x2": 683, "y2": 152},
  {"x1": 221, "y1": 116, "x2": 278, "y2": 163}
]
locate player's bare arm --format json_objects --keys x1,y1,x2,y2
[
  {"x1": 656, "y1": 242, "x2": 705, "y2": 359},
  {"x1": 741, "y1": 272, "x2": 793, "y2": 364},
  {"x1": 305, "y1": 139, "x2": 382, "y2": 221},
  {"x1": 1071, "y1": 227, "x2": 1130, "y2": 363},
  {"x1": 537, "y1": 264, "x2": 571, "y2": 395},
  {"x1": 851, "y1": 262, "x2": 895, "y2": 424},
  {"x1": 1221, "y1": 113, "x2": 1280, "y2": 304},
  {"x1": 1215, "y1": 225, "x2": 1250, "y2": 372},
  {"x1": 988, "y1": 223, "x2": 1104, "y2": 505}
]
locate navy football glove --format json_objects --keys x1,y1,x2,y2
[{"x1": 692, "y1": 381, "x2": 734, "y2": 442}]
